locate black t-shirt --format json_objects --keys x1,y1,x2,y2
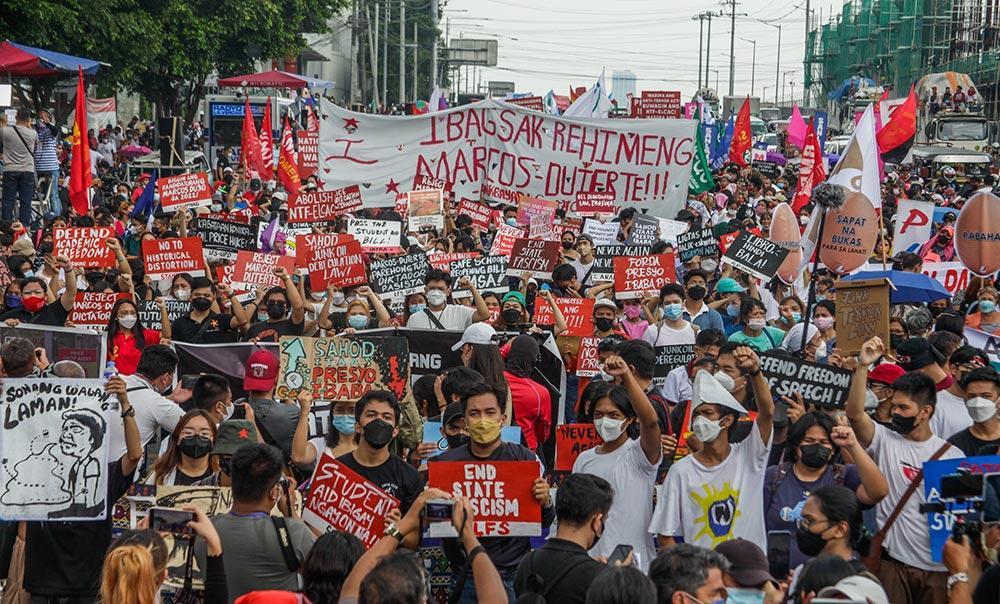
[
  {"x1": 336, "y1": 451, "x2": 424, "y2": 513},
  {"x1": 172, "y1": 313, "x2": 238, "y2": 343},
  {"x1": 0, "y1": 300, "x2": 69, "y2": 327},
  {"x1": 244, "y1": 317, "x2": 304, "y2": 343},
  {"x1": 948, "y1": 428, "x2": 1000, "y2": 457},
  {"x1": 23, "y1": 459, "x2": 135, "y2": 597},
  {"x1": 175, "y1": 467, "x2": 216, "y2": 486},
  {"x1": 975, "y1": 565, "x2": 1000, "y2": 604},
  {"x1": 513, "y1": 538, "x2": 606, "y2": 604}
]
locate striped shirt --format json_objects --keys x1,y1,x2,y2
[{"x1": 33, "y1": 122, "x2": 60, "y2": 172}]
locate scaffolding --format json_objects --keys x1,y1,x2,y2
[{"x1": 806, "y1": 0, "x2": 1000, "y2": 119}]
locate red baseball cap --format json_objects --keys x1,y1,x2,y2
[
  {"x1": 243, "y1": 349, "x2": 279, "y2": 392},
  {"x1": 868, "y1": 363, "x2": 905, "y2": 386}
]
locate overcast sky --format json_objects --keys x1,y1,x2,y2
[{"x1": 444, "y1": 0, "x2": 819, "y2": 104}]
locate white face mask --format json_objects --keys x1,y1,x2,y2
[
  {"x1": 221, "y1": 401, "x2": 235, "y2": 421},
  {"x1": 864, "y1": 389, "x2": 880, "y2": 410},
  {"x1": 691, "y1": 415, "x2": 725, "y2": 443},
  {"x1": 310, "y1": 291, "x2": 326, "y2": 301},
  {"x1": 594, "y1": 417, "x2": 627, "y2": 442},
  {"x1": 117, "y1": 314, "x2": 137, "y2": 329},
  {"x1": 966, "y1": 396, "x2": 998, "y2": 423},
  {"x1": 330, "y1": 292, "x2": 346, "y2": 305},
  {"x1": 426, "y1": 290, "x2": 448, "y2": 307},
  {"x1": 713, "y1": 370, "x2": 736, "y2": 392},
  {"x1": 174, "y1": 288, "x2": 191, "y2": 301}
]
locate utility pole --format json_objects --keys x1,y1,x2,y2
[
  {"x1": 349, "y1": 0, "x2": 358, "y2": 106},
  {"x1": 399, "y1": 0, "x2": 406, "y2": 104},
  {"x1": 382, "y1": 0, "x2": 389, "y2": 106},
  {"x1": 374, "y1": 2, "x2": 380, "y2": 108},
  {"x1": 705, "y1": 12, "x2": 714, "y2": 89},
  {"x1": 366, "y1": 4, "x2": 380, "y2": 109},
  {"x1": 727, "y1": 0, "x2": 736, "y2": 96},
  {"x1": 776, "y1": 24, "x2": 781, "y2": 105},
  {"x1": 804, "y1": 0, "x2": 811, "y2": 106},
  {"x1": 431, "y1": 0, "x2": 439, "y2": 92},
  {"x1": 695, "y1": 13, "x2": 705, "y2": 91},
  {"x1": 413, "y1": 23, "x2": 419, "y2": 100}
]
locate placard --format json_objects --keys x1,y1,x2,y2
[
  {"x1": 287, "y1": 185, "x2": 363, "y2": 224},
  {"x1": 427, "y1": 461, "x2": 541, "y2": 537},
  {"x1": 297, "y1": 233, "x2": 367, "y2": 291},
  {"x1": 721, "y1": 230, "x2": 790, "y2": 281},
  {"x1": 641, "y1": 90, "x2": 682, "y2": 119},
  {"x1": 297, "y1": 130, "x2": 318, "y2": 181},
  {"x1": 653, "y1": 344, "x2": 695, "y2": 385},
  {"x1": 575, "y1": 337, "x2": 602, "y2": 377},
  {"x1": 0, "y1": 379, "x2": 110, "y2": 520},
  {"x1": 302, "y1": 454, "x2": 399, "y2": 549},
  {"x1": 592, "y1": 244, "x2": 651, "y2": 282},
  {"x1": 232, "y1": 250, "x2": 297, "y2": 291},
  {"x1": 489, "y1": 223, "x2": 524, "y2": 256},
  {"x1": 923, "y1": 455, "x2": 1000, "y2": 563},
  {"x1": 923, "y1": 262, "x2": 1000, "y2": 295},
  {"x1": 138, "y1": 299, "x2": 190, "y2": 332},
  {"x1": 347, "y1": 219, "x2": 403, "y2": 253},
  {"x1": 407, "y1": 189, "x2": 444, "y2": 231},
  {"x1": 422, "y1": 421, "x2": 522, "y2": 458},
  {"x1": 504, "y1": 96, "x2": 545, "y2": 112},
  {"x1": 835, "y1": 278, "x2": 890, "y2": 354},
  {"x1": 451, "y1": 255, "x2": 508, "y2": 295},
  {"x1": 582, "y1": 219, "x2": 619, "y2": 245},
  {"x1": 53, "y1": 227, "x2": 116, "y2": 268},
  {"x1": 625, "y1": 213, "x2": 660, "y2": 246},
  {"x1": 141, "y1": 237, "x2": 206, "y2": 280},
  {"x1": 657, "y1": 218, "x2": 689, "y2": 245},
  {"x1": 516, "y1": 195, "x2": 558, "y2": 227},
  {"x1": 575, "y1": 191, "x2": 616, "y2": 216},
  {"x1": 759, "y1": 351, "x2": 853, "y2": 409},
  {"x1": 533, "y1": 297, "x2": 595, "y2": 337},
  {"x1": 412, "y1": 174, "x2": 453, "y2": 193},
  {"x1": 506, "y1": 239, "x2": 563, "y2": 280},
  {"x1": 529, "y1": 212, "x2": 555, "y2": 239},
  {"x1": 69, "y1": 292, "x2": 130, "y2": 331},
  {"x1": 613, "y1": 253, "x2": 676, "y2": 299},
  {"x1": 555, "y1": 424, "x2": 602, "y2": 471},
  {"x1": 369, "y1": 252, "x2": 430, "y2": 300},
  {"x1": 457, "y1": 199, "x2": 493, "y2": 230},
  {"x1": 676, "y1": 227, "x2": 718, "y2": 262},
  {"x1": 157, "y1": 172, "x2": 213, "y2": 211},
  {"x1": 428, "y1": 252, "x2": 480, "y2": 272},
  {"x1": 196, "y1": 216, "x2": 258, "y2": 260},
  {"x1": 277, "y1": 335, "x2": 410, "y2": 402}
]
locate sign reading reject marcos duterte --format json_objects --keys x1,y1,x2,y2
[{"x1": 318, "y1": 98, "x2": 697, "y2": 218}]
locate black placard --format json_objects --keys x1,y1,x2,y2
[
  {"x1": 591, "y1": 244, "x2": 651, "y2": 282},
  {"x1": 625, "y1": 213, "x2": 660, "y2": 246},
  {"x1": 369, "y1": 252, "x2": 430, "y2": 299},
  {"x1": 195, "y1": 217, "x2": 258, "y2": 259},
  {"x1": 721, "y1": 230, "x2": 790, "y2": 281},
  {"x1": 138, "y1": 299, "x2": 191, "y2": 332},
  {"x1": 759, "y1": 351, "x2": 853, "y2": 409},
  {"x1": 676, "y1": 227, "x2": 718, "y2": 262},
  {"x1": 653, "y1": 344, "x2": 695, "y2": 384}
]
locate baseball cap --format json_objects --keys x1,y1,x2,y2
[
  {"x1": 575, "y1": 234, "x2": 594, "y2": 245},
  {"x1": 502, "y1": 291, "x2": 526, "y2": 307},
  {"x1": 212, "y1": 420, "x2": 259, "y2": 456},
  {"x1": 442, "y1": 402, "x2": 464, "y2": 426},
  {"x1": 868, "y1": 363, "x2": 905, "y2": 386},
  {"x1": 715, "y1": 277, "x2": 746, "y2": 294},
  {"x1": 676, "y1": 209, "x2": 696, "y2": 221},
  {"x1": 594, "y1": 298, "x2": 619, "y2": 312},
  {"x1": 243, "y1": 349, "x2": 279, "y2": 392},
  {"x1": 12, "y1": 238, "x2": 35, "y2": 257},
  {"x1": 715, "y1": 539, "x2": 776, "y2": 588},
  {"x1": 895, "y1": 337, "x2": 941, "y2": 372},
  {"x1": 451, "y1": 322, "x2": 499, "y2": 351},
  {"x1": 816, "y1": 575, "x2": 889, "y2": 604}
]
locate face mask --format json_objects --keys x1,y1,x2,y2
[
  {"x1": 191, "y1": 297, "x2": 213, "y2": 312},
  {"x1": 889, "y1": 333, "x2": 904, "y2": 350},
  {"x1": 266, "y1": 300, "x2": 287, "y2": 319},
  {"x1": 814, "y1": 340, "x2": 828, "y2": 362},
  {"x1": 726, "y1": 588, "x2": 766, "y2": 604},
  {"x1": 799, "y1": 215, "x2": 810, "y2": 225},
  {"x1": 594, "y1": 317, "x2": 615, "y2": 332},
  {"x1": 501, "y1": 308, "x2": 522, "y2": 325},
  {"x1": 210, "y1": 203, "x2": 223, "y2": 212},
  {"x1": 799, "y1": 443, "x2": 833, "y2": 468},
  {"x1": 664, "y1": 303, "x2": 684, "y2": 321},
  {"x1": 966, "y1": 396, "x2": 998, "y2": 423},
  {"x1": 794, "y1": 524, "x2": 829, "y2": 557},
  {"x1": 623, "y1": 305, "x2": 643, "y2": 319},
  {"x1": 178, "y1": 434, "x2": 213, "y2": 459},
  {"x1": 864, "y1": 389, "x2": 881, "y2": 410},
  {"x1": 409, "y1": 303, "x2": 427, "y2": 314},
  {"x1": 220, "y1": 401, "x2": 235, "y2": 421},
  {"x1": 5, "y1": 294, "x2": 21, "y2": 309},
  {"x1": 468, "y1": 417, "x2": 502, "y2": 445},
  {"x1": 561, "y1": 240, "x2": 574, "y2": 250},
  {"x1": 22, "y1": 295, "x2": 45, "y2": 313},
  {"x1": 117, "y1": 314, "x2": 138, "y2": 329},
  {"x1": 747, "y1": 318, "x2": 767, "y2": 330},
  {"x1": 726, "y1": 304, "x2": 740, "y2": 318},
  {"x1": 890, "y1": 413, "x2": 919, "y2": 435},
  {"x1": 701, "y1": 259, "x2": 719, "y2": 273},
  {"x1": 22, "y1": 269, "x2": 34, "y2": 278},
  {"x1": 786, "y1": 311, "x2": 801, "y2": 324},
  {"x1": 713, "y1": 370, "x2": 736, "y2": 392},
  {"x1": 687, "y1": 285, "x2": 707, "y2": 300},
  {"x1": 980, "y1": 300, "x2": 997, "y2": 314},
  {"x1": 174, "y1": 288, "x2": 191, "y2": 301},
  {"x1": 506, "y1": 217, "x2": 518, "y2": 227},
  {"x1": 426, "y1": 290, "x2": 448, "y2": 307},
  {"x1": 331, "y1": 414, "x2": 357, "y2": 435},
  {"x1": 348, "y1": 314, "x2": 369, "y2": 329},
  {"x1": 594, "y1": 417, "x2": 627, "y2": 442},
  {"x1": 813, "y1": 316, "x2": 834, "y2": 330},
  {"x1": 330, "y1": 292, "x2": 346, "y2": 305},
  {"x1": 446, "y1": 433, "x2": 470, "y2": 449},
  {"x1": 362, "y1": 418, "x2": 395, "y2": 449},
  {"x1": 310, "y1": 291, "x2": 326, "y2": 301},
  {"x1": 691, "y1": 415, "x2": 725, "y2": 443}
]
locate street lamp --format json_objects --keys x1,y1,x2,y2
[
  {"x1": 758, "y1": 20, "x2": 782, "y2": 105},
  {"x1": 739, "y1": 37, "x2": 756, "y2": 97},
  {"x1": 782, "y1": 70, "x2": 795, "y2": 106},
  {"x1": 710, "y1": 69, "x2": 720, "y2": 92}
]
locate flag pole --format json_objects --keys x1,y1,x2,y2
[
  {"x1": 800, "y1": 209, "x2": 828, "y2": 354},
  {"x1": 878, "y1": 208, "x2": 888, "y2": 270}
]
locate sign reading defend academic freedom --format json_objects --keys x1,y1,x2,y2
[
  {"x1": 759, "y1": 351, "x2": 853, "y2": 409},
  {"x1": 721, "y1": 230, "x2": 790, "y2": 281}
]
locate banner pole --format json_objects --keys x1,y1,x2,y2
[{"x1": 800, "y1": 209, "x2": 828, "y2": 353}]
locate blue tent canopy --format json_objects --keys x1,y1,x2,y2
[{"x1": 0, "y1": 40, "x2": 102, "y2": 76}]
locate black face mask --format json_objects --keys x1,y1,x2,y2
[
  {"x1": 591, "y1": 515, "x2": 605, "y2": 549},
  {"x1": 795, "y1": 524, "x2": 829, "y2": 557},
  {"x1": 446, "y1": 433, "x2": 469, "y2": 449},
  {"x1": 501, "y1": 308, "x2": 522, "y2": 325},
  {"x1": 191, "y1": 297, "x2": 213, "y2": 312},
  {"x1": 799, "y1": 444, "x2": 833, "y2": 469},
  {"x1": 363, "y1": 418, "x2": 395, "y2": 449},
  {"x1": 594, "y1": 317, "x2": 615, "y2": 332},
  {"x1": 561, "y1": 240, "x2": 574, "y2": 250},
  {"x1": 178, "y1": 435, "x2": 213, "y2": 459},
  {"x1": 687, "y1": 285, "x2": 707, "y2": 300},
  {"x1": 267, "y1": 300, "x2": 287, "y2": 319},
  {"x1": 889, "y1": 333, "x2": 904, "y2": 350},
  {"x1": 890, "y1": 413, "x2": 919, "y2": 435}
]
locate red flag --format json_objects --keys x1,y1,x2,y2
[
  {"x1": 306, "y1": 105, "x2": 319, "y2": 134},
  {"x1": 730, "y1": 98, "x2": 752, "y2": 167},
  {"x1": 277, "y1": 117, "x2": 300, "y2": 201},
  {"x1": 877, "y1": 86, "x2": 918, "y2": 164},
  {"x1": 258, "y1": 97, "x2": 274, "y2": 180},
  {"x1": 68, "y1": 67, "x2": 91, "y2": 216},
  {"x1": 241, "y1": 99, "x2": 265, "y2": 178},
  {"x1": 792, "y1": 119, "x2": 826, "y2": 214}
]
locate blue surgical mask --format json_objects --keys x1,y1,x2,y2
[
  {"x1": 257, "y1": 311, "x2": 268, "y2": 322},
  {"x1": 4, "y1": 294, "x2": 21, "y2": 309},
  {"x1": 22, "y1": 270, "x2": 34, "y2": 279},
  {"x1": 789, "y1": 311, "x2": 802, "y2": 323},
  {"x1": 726, "y1": 588, "x2": 765, "y2": 604},
  {"x1": 331, "y1": 414, "x2": 356, "y2": 435},
  {"x1": 505, "y1": 217, "x2": 518, "y2": 227},
  {"x1": 347, "y1": 314, "x2": 369, "y2": 329},
  {"x1": 726, "y1": 304, "x2": 740, "y2": 318},
  {"x1": 664, "y1": 303, "x2": 684, "y2": 321},
  {"x1": 980, "y1": 300, "x2": 997, "y2": 314},
  {"x1": 409, "y1": 303, "x2": 427, "y2": 314}
]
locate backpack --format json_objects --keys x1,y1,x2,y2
[{"x1": 515, "y1": 550, "x2": 592, "y2": 604}]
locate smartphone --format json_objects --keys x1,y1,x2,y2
[
  {"x1": 607, "y1": 544, "x2": 633, "y2": 566},
  {"x1": 148, "y1": 507, "x2": 195, "y2": 535},
  {"x1": 766, "y1": 530, "x2": 791, "y2": 580}
]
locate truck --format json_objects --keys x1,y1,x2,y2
[
  {"x1": 723, "y1": 95, "x2": 760, "y2": 118},
  {"x1": 915, "y1": 72, "x2": 993, "y2": 151}
]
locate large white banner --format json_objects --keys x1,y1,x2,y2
[
  {"x1": 892, "y1": 199, "x2": 934, "y2": 255},
  {"x1": 318, "y1": 98, "x2": 697, "y2": 218}
]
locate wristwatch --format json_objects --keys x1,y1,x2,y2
[
  {"x1": 384, "y1": 522, "x2": 404, "y2": 542},
  {"x1": 121, "y1": 406, "x2": 135, "y2": 419},
  {"x1": 947, "y1": 572, "x2": 969, "y2": 590}
]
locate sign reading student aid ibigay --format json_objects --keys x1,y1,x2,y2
[
  {"x1": 759, "y1": 351, "x2": 852, "y2": 408},
  {"x1": 303, "y1": 454, "x2": 398, "y2": 549}
]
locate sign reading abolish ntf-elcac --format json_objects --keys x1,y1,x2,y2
[
  {"x1": 759, "y1": 351, "x2": 853, "y2": 409},
  {"x1": 427, "y1": 461, "x2": 541, "y2": 537}
]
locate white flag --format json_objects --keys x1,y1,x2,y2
[
  {"x1": 892, "y1": 199, "x2": 934, "y2": 255},
  {"x1": 563, "y1": 70, "x2": 613, "y2": 118},
  {"x1": 827, "y1": 104, "x2": 882, "y2": 208}
]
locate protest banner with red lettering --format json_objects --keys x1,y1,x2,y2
[
  {"x1": 575, "y1": 191, "x2": 616, "y2": 216},
  {"x1": 457, "y1": 199, "x2": 493, "y2": 230},
  {"x1": 303, "y1": 454, "x2": 399, "y2": 549},
  {"x1": 428, "y1": 461, "x2": 541, "y2": 537},
  {"x1": 407, "y1": 189, "x2": 444, "y2": 231},
  {"x1": 529, "y1": 212, "x2": 556, "y2": 239},
  {"x1": 490, "y1": 223, "x2": 525, "y2": 257},
  {"x1": 287, "y1": 185, "x2": 363, "y2": 224},
  {"x1": 576, "y1": 336, "x2": 601, "y2": 377},
  {"x1": 533, "y1": 297, "x2": 595, "y2": 336},
  {"x1": 629, "y1": 96, "x2": 643, "y2": 118},
  {"x1": 506, "y1": 238, "x2": 563, "y2": 280},
  {"x1": 296, "y1": 234, "x2": 366, "y2": 291},
  {"x1": 922, "y1": 262, "x2": 1000, "y2": 295},
  {"x1": 516, "y1": 195, "x2": 558, "y2": 227},
  {"x1": 69, "y1": 292, "x2": 130, "y2": 330},
  {"x1": 277, "y1": 335, "x2": 411, "y2": 403},
  {"x1": 53, "y1": 227, "x2": 116, "y2": 268},
  {"x1": 555, "y1": 424, "x2": 602, "y2": 471},
  {"x1": 232, "y1": 251, "x2": 297, "y2": 290},
  {"x1": 504, "y1": 96, "x2": 544, "y2": 112},
  {"x1": 613, "y1": 254, "x2": 676, "y2": 299},
  {"x1": 428, "y1": 252, "x2": 480, "y2": 272},
  {"x1": 641, "y1": 91, "x2": 682, "y2": 119},
  {"x1": 157, "y1": 172, "x2": 212, "y2": 211},
  {"x1": 393, "y1": 193, "x2": 408, "y2": 221},
  {"x1": 142, "y1": 237, "x2": 205, "y2": 280},
  {"x1": 412, "y1": 174, "x2": 453, "y2": 193},
  {"x1": 297, "y1": 130, "x2": 318, "y2": 181}
]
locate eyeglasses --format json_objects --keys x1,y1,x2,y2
[{"x1": 796, "y1": 516, "x2": 834, "y2": 530}]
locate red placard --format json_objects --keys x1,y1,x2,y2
[
  {"x1": 516, "y1": 195, "x2": 558, "y2": 227},
  {"x1": 287, "y1": 185, "x2": 363, "y2": 224},
  {"x1": 141, "y1": 237, "x2": 206, "y2": 280},
  {"x1": 427, "y1": 461, "x2": 541, "y2": 537},
  {"x1": 555, "y1": 424, "x2": 602, "y2": 471},
  {"x1": 718, "y1": 228, "x2": 762, "y2": 255},
  {"x1": 641, "y1": 91, "x2": 682, "y2": 119},
  {"x1": 575, "y1": 192, "x2": 616, "y2": 216},
  {"x1": 428, "y1": 252, "x2": 480, "y2": 272},
  {"x1": 297, "y1": 130, "x2": 318, "y2": 181},
  {"x1": 231, "y1": 251, "x2": 297, "y2": 290},
  {"x1": 576, "y1": 336, "x2": 602, "y2": 377},
  {"x1": 504, "y1": 96, "x2": 545, "y2": 112},
  {"x1": 53, "y1": 227, "x2": 116, "y2": 268},
  {"x1": 413, "y1": 174, "x2": 453, "y2": 193},
  {"x1": 533, "y1": 297, "x2": 595, "y2": 337},
  {"x1": 297, "y1": 233, "x2": 367, "y2": 291},
  {"x1": 489, "y1": 224, "x2": 524, "y2": 256},
  {"x1": 506, "y1": 238, "x2": 563, "y2": 280},
  {"x1": 157, "y1": 172, "x2": 213, "y2": 211},
  {"x1": 673, "y1": 402, "x2": 694, "y2": 461},
  {"x1": 613, "y1": 253, "x2": 677, "y2": 299},
  {"x1": 457, "y1": 199, "x2": 493, "y2": 230},
  {"x1": 629, "y1": 96, "x2": 643, "y2": 118},
  {"x1": 302, "y1": 454, "x2": 399, "y2": 549},
  {"x1": 69, "y1": 292, "x2": 130, "y2": 330}
]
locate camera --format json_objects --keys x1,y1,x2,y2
[{"x1": 919, "y1": 469, "x2": 986, "y2": 541}]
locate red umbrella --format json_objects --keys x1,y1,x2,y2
[
  {"x1": 217, "y1": 70, "x2": 334, "y2": 89},
  {"x1": 119, "y1": 144, "x2": 153, "y2": 159}
]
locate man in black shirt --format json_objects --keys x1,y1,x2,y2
[
  {"x1": 171, "y1": 276, "x2": 248, "y2": 343},
  {"x1": 1, "y1": 260, "x2": 77, "y2": 327},
  {"x1": 243, "y1": 267, "x2": 305, "y2": 343}
]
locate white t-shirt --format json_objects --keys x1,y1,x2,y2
[
  {"x1": 930, "y1": 389, "x2": 973, "y2": 440},
  {"x1": 406, "y1": 304, "x2": 476, "y2": 331},
  {"x1": 867, "y1": 423, "x2": 963, "y2": 571},
  {"x1": 649, "y1": 422, "x2": 772, "y2": 548},
  {"x1": 641, "y1": 321, "x2": 696, "y2": 347},
  {"x1": 573, "y1": 437, "x2": 660, "y2": 572},
  {"x1": 107, "y1": 373, "x2": 185, "y2": 463},
  {"x1": 662, "y1": 364, "x2": 692, "y2": 405},
  {"x1": 570, "y1": 257, "x2": 596, "y2": 286}
]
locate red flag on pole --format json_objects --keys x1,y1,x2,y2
[
  {"x1": 730, "y1": 97, "x2": 752, "y2": 167},
  {"x1": 258, "y1": 97, "x2": 274, "y2": 180},
  {"x1": 277, "y1": 117, "x2": 300, "y2": 201},
  {"x1": 877, "y1": 86, "x2": 918, "y2": 164},
  {"x1": 68, "y1": 67, "x2": 91, "y2": 216},
  {"x1": 791, "y1": 119, "x2": 827, "y2": 214},
  {"x1": 241, "y1": 99, "x2": 265, "y2": 178}
]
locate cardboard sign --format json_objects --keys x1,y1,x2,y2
[
  {"x1": 141, "y1": 237, "x2": 206, "y2": 280},
  {"x1": 53, "y1": 227, "x2": 116, "y2": 268},
  {"x1": 835, "y1": 278, "x2": 890, "y2": 354},
  {"x1": 232, "y1": 250, "x2": 297, "y2": 290},
  {"x1": 457, "y1": 199, "x2": 493, "y2": 230},
  {"x1": 196, "y1": 216, "x2": 258, "y2": 260},
  {"x1": 287, "y1": 185, "x2": 363, "y2": 224},
  {"x1": 582, "y1": 219, "x2": 619, "y2": 245},
  {"x1": 347, "y1": 219, "x2": 403, "y2": 253},
  {"x1": 489, "y1": 224, "x2": 524, "y2": 256},
  {"x1": 297, "y1": 233, "x2": 367, "y2": 291},
  {"x1": 555, "y1": 424, "x2": 602, "y2": 471},
  {"x1": 504, "y1": 96, "x2": 545, "y2": 112},
  {"x1": 506, "y1": 238, "x2": 563, "y2": 280},
  {"x1": 592, "y1": 244, "x2": 651, "y2": 282},
  {"x1": 626, "y1": 213, "x2": 660, "y2": 246},
  {"x1": 428, "y1": 252, "x2": 480, "y2": 272},
  {"x1": 369, "y1": 252, "x2": 430, "y2": 300},
  {"x1": 754, "y1": 160, "x2": 782, "y2": 180},
  {"x1": 516, "y1": 195, "x2": 558, "y2": 227},
  {"x1": 529, "y1": 212, "x2": 556, "y2": 239},
  {"x1": 451, "y1": 255, "x2": 508, "y2": 295},
  {"x1": 138, "y1": 299, "x2": 190, "y2": 332},
  {"x1": 759, "y1": 351, "x2": 853, "y2": 409},
  {"x1": 641, "y1": 90, "x2": 682, "y2": 119},
  {"x1": 427, "y1": 461, "x2": 541, "y2": 537},
  {"x1": 412, "y1": 174, "x2": 453, "y2": 193},
  {"x1": 575, "y1": 191, "x2": 616, "y2": 216},
  {"x1": 653, "y1": 344, "x2": 695, "y2": 384},
  {"x1": 721, "y1": 230, "x2": 790, "y2": 281},
  {"x1": 277, "y1": 335, "x2": 411, "y2": 402},
  {"x1": 302, "y1": 454, "x2": 399, "y2": 549},
  {"x1": 576, "y1": 337, "x2": 602, "y2": 377},
  {"x1": 533, "y1": 297, "x2": 595, "y2": 337},
  {"x1": 657, "y1": 218, "x2": 689, "y2": 245},
  {"x1": 157, "y1": 172, "x2": 213, "y2": 211},
  {"x1": 923, "y1": 455, "x2": 1000, "y2": 563},
  {"x1": 407, "y1": 189, "x2": 444, "y2": 231},
  {"x1": 613, "y1": 254, "x2": 676, "y2": 299},
  {"x1": 676, "y1": 227, "x2": 717, "y2": 262},
  {"x1": 69, "y1": 292, "x2": 130, "y2": 330}
]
